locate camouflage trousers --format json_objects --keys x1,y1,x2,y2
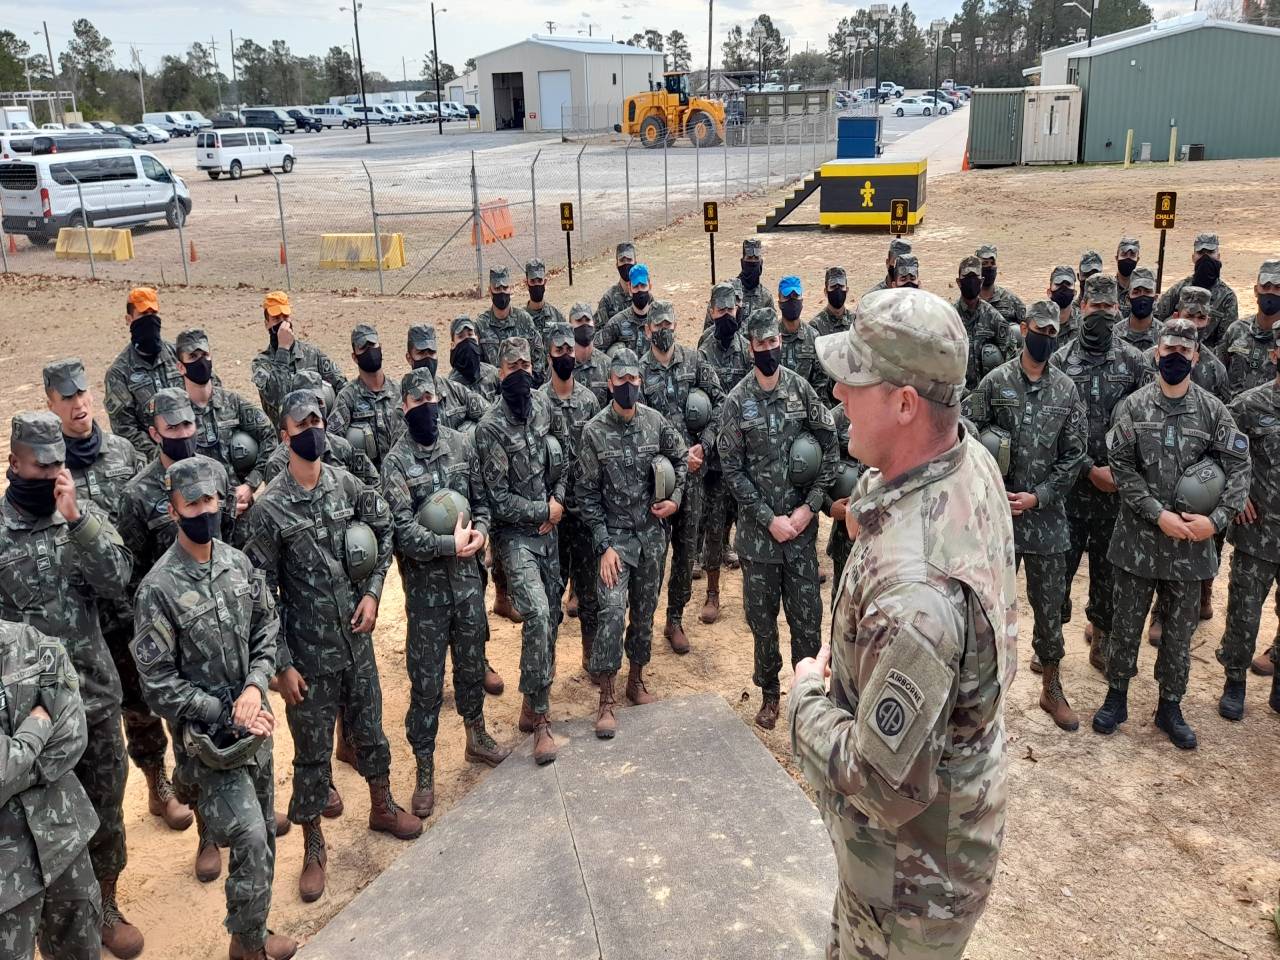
[
  {"x1": 826, "y1": 877, "x2": 976, "y2": 960},
  {"x1": 1152, "y1": 530, "x2": 1225, "y2": 622},
  {"x1": 665, "y1": 471, "x2": 704, "y2": 624},
  {"x1": 558, "y1": 512, "x2": 600, "y2": 649},
  {"x1": 102, "y1": 599, "x2": 169, "y2": 770},
  {"x1": 1064, "y1": 511, "x2": 1118, "y2": 633},
  {"x1": 743, "y1": 548, "x2": 822, "y2": 697},
  {"x1": 285, "y1": 646, "x2": 392, "y2": 823},
  {"x1": 1107, "y1": 569, "x2": 1197, "y2": 701},
  {"x1": 700, "y1": 471, "x2": 736, "y2": 572},
  {"x1": 186, "y1": 755, "x2": 276, "y2": 951},
  {"x1": 496, "y1": 531, "x2": 562, "y2": 715},
  {"x1": 1016, "y1": 552, "x2": 1069, "y2": 666},
  {"x1": 590, "y1": 528, "x2": 670, "y2": 675},
  {"x1": 402, "y1": 576, "x2": 487, "y2": 768},
  {"x1": 79, "y1": 712, "x2": 128, "y2": 881},
  {"x1": 0, "y1": 846, "x2": 100, "y2": 960},
  {"x1": 827, "y1": 519, "x2": 853, "y2": 609},
  {"x1": 1217, "y1": 548, "x2": 1280, "y2": 681}
]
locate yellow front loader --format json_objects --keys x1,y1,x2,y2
[{"x1": 616, "y1": 72, "x2": 725, "y2": 148}]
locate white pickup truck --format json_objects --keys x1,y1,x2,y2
[{"x1": 878, "y1": 81, "x2": 904, "y2": 98}]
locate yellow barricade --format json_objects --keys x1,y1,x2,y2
[
  {"x1": 319, "y1": 233, "x2": 407, "y2": 270},
  {"x1": 54, "y1": 227, "x2": 135, "y2": 261}
]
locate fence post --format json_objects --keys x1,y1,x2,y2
[
  {"x1": 662, "y1": 130, "x2": 669, "y2": 226},
  {"x1": 576, "y1": 145, "x2": 586, "y2": 252},
  {"x1": 530, "y1": 148, "x2": 541, "y2": 259},
  {"x1": 766, "y1": 121, "x2": 772, "y2": 191},
  {"x1": 171, "y1": 179, "x2": 189, "y2": 285},
  {"x1": 695, "y1": 137, "x2": 701, "y2": 214},
  {"x1": 624, "y1": 138, "x2": 633, "y2": 242},
  {"x1": 745, "y1": 125, "x2": 752, "y2": 195},
  {"x1": 360, "y1": 160, "x2": 384, "y2": 296},
  {"x1": 0, "y1": 209, "x2": 9, "y2": 274},
  {"x1": 70, "y1": 176, "x2": 96, "y2": 281},
  {"x1": 269, "y1": 169, "x2": 292, "y2": 291},
  {"x1": 722, "y1": 125, "x2": 729, "y2": 201},
  {"x1": 470, "y1": 151, "x2": 483, "y2": 294},
  {"x1": 783, "y1": 119, "x2": 789, "y2": 187}
]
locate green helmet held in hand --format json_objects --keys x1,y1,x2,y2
[
  {"x1": 344, "y1": 521, "x2": 378, "y2": 583},
  {"x1": 651, "y1": 454, "x2": 677, "y2": 503},
  {"x1": 416, "y1": 488, "x2": 472, "y2": 536},
  {"x1": 685, "y1": 387, "x2": 712, "y2": 433},
  {"x1": 788, "y1": 433, "x2": 822, "y2": 488},
  {"x1": 1173, "y1": 458, "x2": 1226, "y2": 516},
  {"x1": 228, "y1": 431, "x2": 259, "y2": 476}
]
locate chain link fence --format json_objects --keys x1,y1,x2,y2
[{"x1": 0, "y1": 108, "x2": 846, "y2": 296}]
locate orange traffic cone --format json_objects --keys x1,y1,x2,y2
[
  {"x1": 6, "y1": 235, "x2": 15, "y2": 255},
  {"x1": 962, "y1": 140, "x2": 971, "y2": 171},
  {"x1": 188, "y1": 240, "x2": 198, "y2": 262},
  {"x1": 279, "y1": 243, "x2": 287, "y2": 265}
]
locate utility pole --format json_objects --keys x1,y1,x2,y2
[
  {"x1": 341, "y1": 3, "x2": 372, "y2": 143},
  {"x1": 43, "y1": 21, "x2": 62, "y2": 122},
  {"x1": 209, "y1": 36, "x2": 223, "y2": 108},
  {"x1": 545, "y1": 21, "x2": 556, "y2": 34},
  {"x1": 431, "y1": 2, "x2": 445, "y2": 135},
  {"x1": 229, "y1": 30, "x2": 239, "y2": 106},
  {"x1": 131, "y1": 46, "x2": 146, "y2": 114},
  {"x1": 705, "y1": 0, "x2": 713, "y2": 97}
]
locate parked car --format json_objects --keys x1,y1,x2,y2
[
  {"x1": 87, "y1": 121, "x2": 119, "y2": 132},
  {"x1": 441, "y1": 101, "x2": 468, "y2": 121},
  {"x1": 310, "y1": 104, "x2": 359, "y2": 128},
  {"x1": 240, "y1": 107, "x2": 297, "y2": 134},
  {"x1": 179, "y1": 111, "x2": 213, "y2": 130},
  {"x1": 115, "y1": 124, "x2": 152, "y2": 145},
  {"x1": 65, "y1": 121, "x2": 96, "y2": 131},
  {"x1": 211, "y1": 111, "x2": 243, "y2": 129},
  {"x1": 0, "y1": 148, "x2": 191, "y2": 245},
  {"x1": 0, "y1": 132, "x2": 36, "y2": 160},
  {"x1": 286, "y1": 109, "x2": 323, "y2": 132},
  {"x1": 143, "y1": 112, "x2": 196, "y2": 136},
  {"x1": 953, "y1": 84, "x2": 974, "y2": 97},
  {"x1": 195, "y1": 128, "x2": 295, "y2": 180},
  {"x1": 878, "y1": 81, "x2": 904, "y2": 98},
  {"x1": 941, "y1": 78, "x2": 955, "y2": 90},
  {"x1": 420, "y1": 102, "x2": 439, "y2": 121},
  {"x1": 351, "y1": 104, "x2": 397, "y2": 125},
  {"x1": 893, "y1": 96, "x2": 946, "y2": 117},
  {"x1": 139, "y1": 123, "x2": 171, "y2": 143},
  {"x1": 41, "y1": 123, "x2": 65, "y2": 131},
  {"x1": 921, "y1": 89, "x2": 963, "y2": 109}
]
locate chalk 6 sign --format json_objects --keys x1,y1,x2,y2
[{"x1": 703, "y1": 201, "x2": 719, "y2": 233}]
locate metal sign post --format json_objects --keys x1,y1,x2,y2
[
  {"x1": 703, "y1": 201, "x2": 719, "y2": 284},
  {"x1": 1154, "y1": 191, "x2": 1177, "y2": 293},
  {"x1": 560, "y1": 202, "x2": 574, "y2": 287}
]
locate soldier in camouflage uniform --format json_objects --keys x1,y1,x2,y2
[
  {"x1": 1076, "y1": 250, "x2": 1103, "y2": 306},
  {"x1": 0, "y1": 411, "x2": 140, "y2": 956},
  {"x1": 1050, "y1": 274, "x2": 1150, "y2": 658},
  {"x1": 1113, "y1": 267, "x2": 1161, "y2": 351},
  {"x1": 596, "y1": 263, "x2": 656, "y2": 358},
  {"x1": 793, "y1": 287, "x2": 1017, "y2": 960},
  {"x1": 1154, "y1": 232, "x2": 1239, "y2": 349},
  {"x1": 381, "y1": 369, "x2": 510, "y2": 819},
  {"x1": 132, "y1": 457, "x2": 296, "y2": 960},
  {"x1": 1047, "y1": 265, "x2": 1083, "y2": 344},
  {"x1": 0, "y1": 621, "x2": 101, "y2": 960},
  {"x1": 638, "y1": 302, "x2": 724, "y2": 654},
  {"x1": 260, "y1": 370, "x2": 379, "y2": 488},
  {"x1": 176, "y1": 328, "x2": 277, "y2": 508},
  {"x1": 965, "y1": 300, "x2": 1088, "y2": 729},
  {"x1": 596, "y1": 241, "x2": 637, "y2": 325},
  {"x1": 1113, "y1": 237, "x2": 1141, "y2": 318},
  {"x1": 251, "y1": 291, "x2": 347, "y2": 427},
  {"x1": 44, "y1": 359, "x2": 192, "y2": 834},
  {"x1": 719, "y1": 309, "x2": 836, "y2": 730},
  {"x1": 570, "y1": 301, "x2": 612, "y2": 407},
  {"x1": 477, "y1": 266, "x2": 546, "y2": 385},
  {"x1": 976, "y1": 243, "x2": 1027, "y2": 326},
  {"x1": 405, "y1": 324, "x2": 490, "y2": 436},
  {"x1": 245, "y1": 389, "x2": 420, "y2": 903},
  {"x1": 328, "y1": 324, "x2": 402, "y2": 470},
  {"x1": 892, "y1": 253, "x2": 920, "y2": 289},
  {"x1": 738, "y1": 238, "x2": 775, "y2": 315},
  {"x1": 955, "y1": 256, "x2": 1017, "y2": 393},
  {"x1": 524, "y1": 258, "x2": 564, "y2": 346},
  {"x1": 809, "y1": 266, "x2": 855, "y2": 340},
  {"x1": 474, "y1": 337, "x2": 567, "y2": 765},
  {"x1": 104, "y1": 286, "x2": 182, "y2": 459},
  {"x1": 862, "y1": 238, "x2": 911, "y2": 298},
  {"x1": 446, "y1": 316, "x2": 501, "y2": 401},
  {"x1": 777, "y1": 276, "x2": 830, "y2": 401},
  {"x1": 576, "y1": 348, "x2": 688, "y2": 737}
]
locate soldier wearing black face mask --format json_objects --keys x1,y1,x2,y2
[
  {"x1": 477, "y1": 266, "x2": 546, "y2": 386},
  {"x1": 446, "y1": 316, "x2": 500, "y2": 401},
  {"x1": 975, "y1": 243, "x2": 1026, "y2": 326},
  {"x1": 776, "y1": 276, "x2": 829, "y2": 402},
  {"x1": 1154, "y1": 233, "x2": 1239, "y2": 349},
  {"x1": 597, "y1": 263, "x2": 656, "y2": 357},
  {"x1": 954, "y1": 256, "x2": 1016, "y2": 392},
  {"x1": 104, "y1": 286, "x2": 183, "y2": 459},
  {"x1": 569, "y1": 301, "x2": 611, "y2": 406},
  {"x1": 1217, "y1": 259, "x2": 1280, "y2": 397},
  {"x1": 405, "y1": 324, "x2": 488, "y2": 438},
  {"x1": 1113, "y1": 267, "x2": 1162, "y2": 351},
  {"x1": 810, "y1": 266, "x2": 855, "y2": 339},
  {"x1": 862, "y1": 238, "x2": 911, "y2": 298},
  {"x1": 1113, "y1": 237, "x2": 1141, "y2": 318},
  {"x1": 738, "y1": 238, "x2": 774, "y2": 315},
  {"x1": 596, "y1": 242, "x2": 637, "y2": 325},
  {"x1": 1046, "y1": 265, "x2": 1083, "y2": 344},
  {"x1": 524, "y1": 258, "x2": 564, "y2": 348},
  {"x1": 328, "y1": 324, "x2": 403, "y2": 470}
]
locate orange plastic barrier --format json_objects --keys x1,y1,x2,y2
[{"x1": 471, "y1": 199, "x2": 515, "y2": 246}]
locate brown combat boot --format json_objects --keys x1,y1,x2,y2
[
  {"x1": 1252, "y1": 649, "x2": 1276, "y2": 677},
  {"x1": 334, "y1": 713, "x2": 357, "y2": 769},
  {"x1": 100, "y1": 877, "x2": 145, "y2": 959},
  {"x1": 1199, "y1": 579, "x2": 1214, "y2": 620},
  {"x1": 368, "y1": 776, "x2": 423, "y2": 839},
  {"x1": 755, "y1": 694, "x2": 781, "y2": 730},
  {"x1": 625, "y1": 661, "x2": 656, "y2": 705},
  {"x1": 1039, "y1": 663, "x2": 1080, "y2": 731},
  {"x1": 1089, "y1": 631, "x2": 1108, "y2": 673},
  {"x1": 1147, "y1": 612, "x2": 1163, "y2": 646},
  {"x1": 664, "y1": 618, "x2": 690, "y2": 655},
  {"x1": 195, "y1": 813, "x2": 222, "y2": 883},
  {"x1": 298, "y1": 819, "x2": 327, "y2": 903},
  {"x1": 411, "y1": 763, "x2": 435, "y2": 818},
  {"x1": 700, "y1": 570, "x2": 721, "y2": 624},
  {"x1": 518, "y1": 696, "x2": 538, "y2": 733},
  {"x1": 464, "y1": 717, "x2": 511, "y2": 766},
  {"x1": 493, "y1": 584, "x2": 524, "y2": 623},
  {"x1": 321, "y1": 783, "x2": 343, "y2": 819},
  {"x1": 483, "y1": 660, "x2": 505, "y2": 696},
  {"x1": 594, "y1": 674, "x2": 618, "y2": 739},
  {"x1": 143, "y1": 763, "x2": 194, "y2": 831},
  {"x1": 273, "y1": 810, "x2": 291, "y2": 837},
  {"x1": 532, "y1": 714, "x2": 558, "y2": 765},
  {"x1": 229, "y1": 931, "x2": 298, "y2": 960}
]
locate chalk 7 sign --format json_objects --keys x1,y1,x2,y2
[
  {"x1": 703, "y1": 201, "x2": 719, "y2": 233},
  {"x1": 560, "y1": 202, "x2": 574, "y2": 232},
  {"x1": 889, "y1": 199, "x2": 910, "y2": 235}
]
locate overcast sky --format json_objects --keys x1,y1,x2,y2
[{"x1": 9, "y1": 0, "x2": 1193, "y2": 81}]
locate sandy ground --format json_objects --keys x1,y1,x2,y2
[{"x1": 2, "y1": 155, "x2": 1279, "y2": 960}]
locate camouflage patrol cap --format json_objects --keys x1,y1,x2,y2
[
  {"x1": 546, "y1": 322, "x2": 573, "y2": 347},
  {"x1": 489, "y1": 265, "x2": 511, "y2": 287},
  {"x1": 147, "y1": 387, "x2": 194, "y2": 427},
  {"x1": 1177, "y1": 285, "x2": 1212, "y2": 316},
  {"x1": 975, "y1": 243, "x2": 998, "y2": 260},
  {"x1": 888, "y1": 238, "x2": 912, "y2": 258},
  {"x1": 1194, "y1": 233, "x2": 1219, "y2": 253},
  {"x1": 569, "y1": 302, "x2": 595, "y2": 322},
  {"x1": 1257, "y1": 260, "x2": 1280, "y2": 285},
  {"x1": 1082, "y1": 273, "x2": 1119, "y2": 305},
  {"x1": 448, "y1": 316, "x2": 476, "y2": 338},
  {"x1": 1050, "y1": 265, "x2": 1076, "y2": 287},
  {"x1": 401, "y1": 367, "x2": 438, "y2": 402},
  {"x1": 1026, "y1": 299, "x2": 1062, "y2": 335},
  {"x1": 710, "y1": 282, "x2": 737, "y2": 309},
  {"x1": 1117, "y1": 236, "x2": 1140, "y2": 255},
  {"x1": 165, "y1": 455, "x2": 223, "y2": 502},
  {"x1": 1160, "y1": 317, "x2": 1199, "y2": 349},
  {"x1": 746, "y1": 308, "x2": 780, "y2": 342},
  {"x1": 42, "y1": 358, "x2": 89, "y2": 398},
  {"x1": 408, "y1": 324, "x2": 438, "y2": 349},
  {"x1": 351, "y1": 323, "x2": 380, "y2": 349},
  {"x1": 646, "y1": 300, "x2": 675, "y2": 325},
  {"x1": 893, "y1": 254, "x2": 919, "y2": 279},
  {"x1": 290, "y1": 369, "x2": 324, "y2": 392},
  {"x1": 742, "y1": 238, "x2": 762, "y2": 257},
  {"x1": 525, "y1": 258, "x2": 547, "y2": 280},
  {"x1": 616, "y1": 242, "x2": 636, "y2": 262},
  {"x1": 815, "y1": 288, "x2": 967, "y2": 407},
  {"x1": 10, "y1": 411, "x2": 65, "y2": 465},
  {"x1": 729, "y1": 278, "x2": 745, "y2": 300},
  {"x1": 175, "y1": 328, "x2": 210, "y2": 357},
  {"x1": 1079, "y1": 250, "x2": 1104, "y2": 274},
  {"x1": 958, "y1": 256, "x2": 982, "y2": 278},
  {"x1": 609, "y1": 348, "x2": 641, "y2": 379},
  {"x1": 1129, "y1": 266, "x2": 1157, "y2": 292},
  {"x1": 825, "y1": 266, "x2": 847, "y2": 288},
  {"x1": 281, "y1": 389, "x2": 323, "y2": 425},
  {"x1": 499, "y1": 337, "x2": 531, "y2": 365}
]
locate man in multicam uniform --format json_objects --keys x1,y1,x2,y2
[
  {"x1": 251, "y1": 291, "x2": 347, "y2": 427},
  {"x1": 1154, "y1": 232, "x2": 1239, "y2": 350},
  {"x1": 792, "y1": 287, "x2": 1017, "y2": 960},
  {"x1": 260, "y1": 370, "x2": 379, "y2": 488},
  {"x1": 975, "y1": 243, "x2": 1026, "y2": 327},
  {"x1": 104, "y1": 286, "x2": 183, "y2": 458}
]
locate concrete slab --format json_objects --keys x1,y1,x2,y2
[
  {"x1": 884, "y1": 108, "x2": 970, "y2": 178},
  {"x1": 300, "y1": 693, "x2": 836, "y2": 960}
]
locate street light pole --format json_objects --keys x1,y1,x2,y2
[
  {"x1": 1063, "y1": 0, "x2": 1097, "y2": 47},
  {"x1": 974, "y1": 36, "x2": 984, "y2": 86},
  {"x1": 930, "y1": 20, "x2": 947, "y2": 110},
  {"x1": 431, "y1": 2, "x2": 445, "y2": 136},
  {"x1": 341, "y1": 4, "x2": 372, "y2": 143},
  {"x1": 950, "y1": 32, "x2": 961, "y2": 79}
]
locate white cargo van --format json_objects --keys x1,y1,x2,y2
[
  {"x1": 179, "y1": 110, "x2": 213, "y2": 130},
  {"x1": 195, "y1": 128, "x2": 295, "y2": 180},
  {"x1": 0, "y1": 148, "x2": 192, "y2": 245},
  {"x1": 311, "y1": 104, "x2": 359, "y2": 128},
  {"x1": 143, "y1": 112, "x2": 195, "y2": 136}
]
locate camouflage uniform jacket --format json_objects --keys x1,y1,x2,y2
[
  {"x1": 251, "y1": 339, "x2": 347, "y2": 427},
  {"x1": 718, "y1": 368, "x2": 838, "y2": 564},
  {"x1": 69, "y1": 429, "x2": 145, "y2": 522},
  {"x1": 449, "y1": 362, "x2": 500, "y2": 403},
  {"x1": 104, "y1": 340, "x2": 183, "y2": 458},
  {"x1": 380, "y1": 428, "x2": 490, "y2": 605},
  {"x1": 963, "y1": 358, "x2": 1088, "y2": 555},
  {"x1": 539, "y1": 379, "x2": 601, "y2": 513},
  {"x1": 954, "y1": 297, "x2": 1017, "y2": 391},
  {"x1": 437, "y1": 376, "x2": 490, "y2": 435},
  {"x1": 476, "y1": 307, "x2": 546, "y2": 385},
  {"x1": 0, "y1": 622, "x2": 96, "y2": 913},
  {"x1": 982, "y1": 286, "x2": 1027, "y2": 326},
  {"x1": 1114, "y1": 275, "x2": 1134, "y2": 318},
  {"x1": 862, "y1": 276, "x2": 890, "y2": 299},
  {"x1": 697, "y1": 329, "x2": 753, "y2": 472},
  {"x1": 809, "y1": 305, "x2": 856, "y2": 339},
  {"x1": 0, "y1": 500, "x2": 131, "y2": 725},
  {"x1": 639, "y1": 344, "x2": 725, "y2": 455},
  {"x1": 1217, "y1": 315, "x2": 1278, "y2": 395},
  {"x1": 780, "y1": 322, "x2": 830, "y2": 402},
  {"x1": 596, "y1": 305, "x2": 655, "y2": 358},
  {"x1": 740, "y1": 282, "x2": 775, "y2": 316},
  {"x1": 572, "y1": 350, "x2": 612, "y2": 408},
  {"x1": 1113, "y1": 315, "x2": 1163, "y2": 352},
  {"x1": 1050, "y1": 337, "x2": 1150, "y2": 518},
  {"x1": 132, "y1": 541, "x2": 276, "y2": 753},
  {"x1": 595, "y1": 282, "x2": 630, "y2": 326},
  {"x1": 1154, "y1": 276, "x2": 1239, "y2": 348},
  {"x1": 244, "y1": 464, "x2": 392, "y2": 677},
  {"x1": 260, "y1": 433, "x2": 378, "y2": 488},
  {"x1": 474, "y1": 393, "x2": 567, "y2": 541},
  {"x1": 789, "y1": 428, "x2": 1016, "y2": 937},
  {"x1": 327, "y1": 374, "x2": 404, "y2": 467},
  {"x1": 574, "y1": 404, "x2": 688, "y2": 565},
  {"x1": 191, "y1": 385, "x2": 278, "y2": 487},
  {"x1": 1144, "y1": 344, "x2": 1231, "y2": 404},
  {"x1": 526, "y1": 301, "x2": 566, "y2": 347},
  {"x1": 1228, "y1": 381, "x2": 1280, "y2": 563},
  {"x1": 1106, "y1": 381, "x2": 1250, "y2": 580}
]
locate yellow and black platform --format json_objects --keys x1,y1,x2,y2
[{"x1": 757, "y1": 157, "x2": 927, "y2": 232}]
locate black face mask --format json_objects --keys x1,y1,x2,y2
[
  {"x1": 739, "y1": 260, "x2": 762, "y2": 289},
  {"x1": 573, "y1": 324, "x2": 595, "y2": 347},
  {"x1": 491, "y1": 292, "x2": 511, "y2": 311},
  {"x1": 713, "y1": 312, "x2": 738, "y2": 345},
  {"x1": 753, "y1": 346, "x2": 782, "y2": 377},
  {"x1": 501, "y1": 369, "x2": 534, "y2": 421},
  {"x1": 612, "y1": 381, "x2": 638, "y2": 410},
  {"x1": 827, "y1": 288, "x2": 847, "y2": 310},
  {"x1": 1117, "y1": 258, "x2": 1137, "y2": 277},
  {"x1": 64, "y1": 423, "x2": 103, "y2": 470},
  {"x1": 780, "y1": 300, "x2": 804, "y2": 323},
  {"x1": 355, "y1": 346, "x2": 383, "y2": 374},
  {"x1": 959, "y1": 276, "x2": 983, "y2": 300},
  {"x1": 1193, "y1": 257, "x2": 1221, "y2": 288},
  {"x1": 1051, "y1": 287, "x2": 1076, "y2": 310},
  {"x1": 131, "y1": 314, "x2": 163, "y2": 358},
  {"x1": 899, "y1": 281, "x2": 920, "y2": 289},
  {"x1": 528, "y1": 283, "x2": 546, "y2": 303},
  {"x1": 981, "y1": 266, "x2": 997, "y2": 288},
  {"x1": 5, "y1": 470, "x2": 57, "y2": 517},
  {"x1": 617, "y1": 263, "x2": 633, "y2": 282},
  {"x1": 289, "y1": 426, "x2": 325, "y2": 461},
  {"x1": 405, "y1": 401, "x2": 440, "y2": 446},
  {"x1": 631, "y1": 290, "x2": 651, "y2": 311},
  {"x1": 551, "y1": 353, "x2": 577, "y2": 380},
  {"x1": 650, "y1": 328, "x2": 675, "y2": 353},
  {"x1": 160, "y1": 434, "x2": 197, "y2": 462},
  {"x1": 1259, "y1": 294, "x2": 1280, "y2": 317},
  {"x1": 1130, "y1": 295, "x2": 1155, "y2": 319},
  {"x1": 1025, "y1": 330, "x2": 1056, "y2": 364},
  {"x1": 178, "y1": 510, "x2": 219, "y2": 545},
  {"x1": 449, "y1": 340, "x2": 479, "y2": 380},
  {"x1": 412, "y1": 354, "x2": 440, "y2": 376},
  {"x1": 183, "y1": 356, "x2": 213, "y2": 385},
  {"x1": 1080, "y1": 310, "x2": 1117, "y2": 355},
  {"x1": 1158, "y1": 352, "x2": 1193, "y2": 385}
]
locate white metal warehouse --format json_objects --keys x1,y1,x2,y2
[{"x1": 474, "y1": 36, "x2": 665, "y2": 133}]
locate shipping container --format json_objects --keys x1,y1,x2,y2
[
  {"x1": 965, "y1": 88, "x2": 1023, "y2": 167},
  {"x1": 1020, "y1": 85, "x2": 1080, "y2": 164}
]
